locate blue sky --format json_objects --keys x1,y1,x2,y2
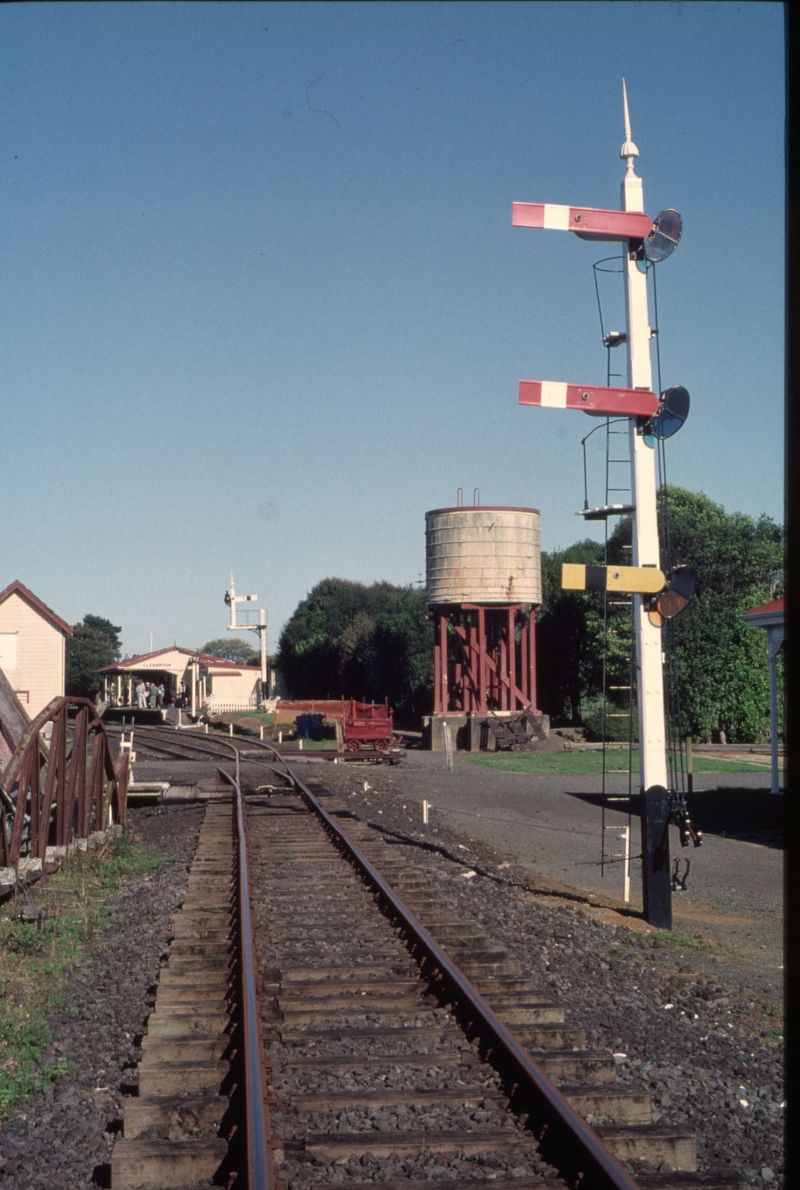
[{"x1": 1, "y1": 2, "x2": 784, "y2": 656}]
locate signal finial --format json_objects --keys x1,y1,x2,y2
[{"x1": 620, "y1": 79, "x2": 639, "y2": 173}]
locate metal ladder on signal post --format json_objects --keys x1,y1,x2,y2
[{"x1": 598, "y1": 418, "x2": 636, "y2": 892}]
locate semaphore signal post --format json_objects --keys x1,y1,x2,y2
[
  {"x1": 224, "y1": 575, "x2": 269, "y2": 703},
  {"x1": 514, "y1": 82, "x2": 686, "y2": 927}
]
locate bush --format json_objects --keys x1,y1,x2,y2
[{"x1": 583, "y1": 700, "x2": 638, "y2": 743}]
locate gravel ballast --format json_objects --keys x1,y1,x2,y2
[
  {"x1": 298, "y1": 759, "x2": 784, "y2": 1189},
  {"x1": 0, "y1": 752, "x2": 784, "y2": 1190},
  {"x1": 0, "y1": 804, "x2": 205, "y2": 1189}
]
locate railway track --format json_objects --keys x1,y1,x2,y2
[
  {"x1": 109, "y1": 740, "x2": 749, "y2": 1190},
  {"x1": 104, "y1": 723, "x2": 399, "y2": 765},
  {"x1": 103, "y1": 723, "x2": 281, "y2": 765}
]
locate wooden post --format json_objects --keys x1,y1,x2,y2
[
  {"x1": 507, "y1": 607, "x2": 517, "y2": 711},
  {"x1": 439, "y1": 613, "x2": 449, "y2": 712},
  {"x1": 444, "y1": 723, "x2": 455, "y2": 773},
  {"x1": 433, "y1": 611, "x2": 442, "y2": 714},
  {"x1": 528, "y1": 611, "x2": 538, "y2": 710}
]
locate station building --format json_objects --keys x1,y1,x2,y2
[
  {"x1": 95, "y1": 646, "x2": 263, "y2": 714},
  {"x1": 0, "y1": 579, "x2": 72, "y2": 718}
]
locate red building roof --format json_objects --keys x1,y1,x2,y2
[
  {"x1": 94, "y1": 645, "x2": 259, "y2": 675},
  {"x1": 0, "y1": 579, "x2": 73, "y2": 636},
  {"x1": 743, "y1": 597, "x2": 784, "y2": 617}
]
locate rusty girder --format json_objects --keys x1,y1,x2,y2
[{"x1": 0, "y1": 697, "x2": 128, "y2": 867}]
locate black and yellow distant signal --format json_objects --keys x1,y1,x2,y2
[
  {"x1": 648, "y1": 565, "x2": 696, "y2": 625},
  {"x1": 561, "y1": 563, "x2": 666, "y2": 595}
]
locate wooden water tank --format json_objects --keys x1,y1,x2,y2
[{"x1": 425, "y1": 506, "x2": 542, "y2": 606}]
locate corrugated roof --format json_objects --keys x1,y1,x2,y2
[{"x1": 742, "y1": 597, "x2": 785, "y2": 617}]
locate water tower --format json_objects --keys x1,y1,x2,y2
[{"x1": 425, "y1": 494, "x2": 544, "y2": 750}]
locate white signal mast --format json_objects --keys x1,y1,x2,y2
[
  {"x1": 513, "y1": 81, "x2": 688, "y2": 926},
  {"x1": 224, "y1": 574, "x2": 269, "y2": 701},
  {"x1": 619, "y1": 79, "x2": 668, "y2": 794}
]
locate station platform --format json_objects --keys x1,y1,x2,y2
[{"x1": 100, "y1": 706, "x2": 171, "y2": 726}]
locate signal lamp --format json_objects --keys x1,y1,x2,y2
[
  {"x1": 643, "y1": 208, "x2": 682, "y2": 262},
  {"x1": 647, "y1": 385, "x2": 690, "y2": 440},
  {"x1": 647, "y1": 565, "x2": 696, "y2": 627}
]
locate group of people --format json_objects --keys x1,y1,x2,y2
[
  {"x1": 135, "y1": 680, "x2": 166, "y2": 709},
  {"x1": 128, "y1": 679, "x2": 191, "y2": 709}
]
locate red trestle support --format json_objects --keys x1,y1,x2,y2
[{"x1": 431, "y1": 604, "x2": 540, "y2": 716}]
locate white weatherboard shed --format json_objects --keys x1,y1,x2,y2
[{"x1": 0, "y1": 580, "x2": 73, "y2": 718}]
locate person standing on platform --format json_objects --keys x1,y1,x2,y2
[{"x1": 136, "y1": 680, "x2": 147, "y2": 709}]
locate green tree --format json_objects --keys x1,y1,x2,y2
[
  {"x1": 82, "y1": 615, "x2": 122, "y2": 655},
  {"x1": 535, "y1": 539, "x2": 606, "y2": 724},
  {"x1": 65, "y1": 614, "x2": 122, "y2": 699},
  {"x1": 277, "y1": 579, "x2": 432, "y2": 722},
  {"x1": 639, "y1": 487, "x2": 783, "y2": 743},
  {"x1": 535, "y1": 488, "x2": 783, "y2": 742},
  {"x1": 201, "y1": 637, "x2": 259, "y2": 665},
  {"x1": 369, "y1": 586, "x2": 433, "y2": 720},
  {"x1": 277, "y1": 578, "x2": 370, "y2": 699}
]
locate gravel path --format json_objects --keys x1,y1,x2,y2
[{"x1": 0, "y1": 804, "x2": 204, "y2": 1189}]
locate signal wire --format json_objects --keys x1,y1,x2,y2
[{"x1": 649, "y1": 261, "x2": 694, "y2": 836}]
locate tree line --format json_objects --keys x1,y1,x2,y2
[
  {"x1": 63, "y1": 486, "x2": 783, "y2": 742},
  {"x1": 276, "y1": 488, "x2": 782, "y2": 743},
  {"x1": 536, "y1": 487, "x2": 783, "y2": 742},
  {"x1": 277, "y1": 578, "x2": 432, "y2": 724}
]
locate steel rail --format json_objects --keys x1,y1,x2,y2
[
  {"x1": 104, "y1": 727, "x2": 283, "y2": 774},
  {"x1": 209, "y1": 742, "x2": 272, "y2": 1190},
  {"x1": 106, "y1": 723, "x2": 398, "y2": 764},
  {"x1": 125, "y1": 734, "x2": 636, "y2": 1187},
  {"x1": 259, "y1": 744, "x2": 641, "y2": 1190},
  {"x1": 105, "y1": 724, "x2": 267, "y2": 762}
]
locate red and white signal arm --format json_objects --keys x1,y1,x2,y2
[
  {"x1": 519, "y1": 381, "x2": 659, "y2": 417},
  {"x1": 512, "y1": 202, "x2": 653, "y2": 242}
]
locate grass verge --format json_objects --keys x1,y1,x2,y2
[
  {"x1": 463, "y1": 750, "x2": 778, "y2": 775},
  {"x1": 648, "y1": 929, "x2": 721, "y2": 954},
  {"x1": 226, "y1": 710, "x2": 275, "y2": 725},
  {"x1": 0, "y1": 832, "x2": 162, "y2": 1117}
]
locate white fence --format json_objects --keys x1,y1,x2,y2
[{"x1": 203, "y1": 696, "x2": 260, "y2": 713}]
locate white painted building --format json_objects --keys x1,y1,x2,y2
[{"x1": 0, "y1": 580, "x2": 73, "y2": 717}]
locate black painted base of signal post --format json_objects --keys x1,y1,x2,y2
[{"x1": 640, "y1": 785, "x2": 672, "y2": 929}]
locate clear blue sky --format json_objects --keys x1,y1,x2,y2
[{"x1": 1, "y1": 2, "x2": 784, "y2": 657}]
